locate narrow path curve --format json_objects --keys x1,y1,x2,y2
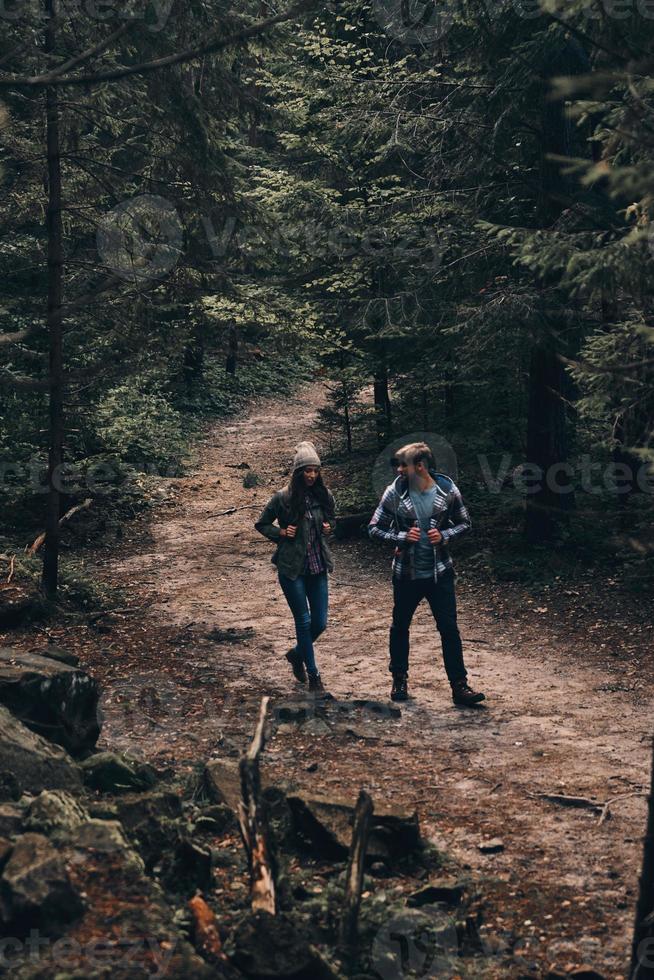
[{"x1": 93, "y1": 382, "x2": 650, "y2": 978}]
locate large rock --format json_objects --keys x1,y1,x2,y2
[
  {"x1": 23, "y1": 789, "x2": 89, "y2": 838},
  {"x1": 203, "y1": 758, "x2": 243, "y2": 810},
  {"x1": 232, "y1": 910, "x2": 338, "y2": 980},
  {"x1": 0, "y1": 704, "x2": 82, "y2": 801},
  {"x1": 203, "y1": 757, "x2": 286, "y2": 810},
  {"x1": 80, "y1": 751, "x2": 157, "y2": 793},
  {"x1": 112, "y1": 790, "x2": 184, "y2": 870},
  {"x1": 2, "y1": 827, "x2": 216, "y2": 980},
  {"x1": 407, "y1": 877, "x2": 465, "y2": 908},
  {"x1": 0, "y1": 584, "x2": 44, "y2": 629},
  {"x1": 0, "y1": 802, "x2": 25, "y2": 837},
  {"x1": 286, "y1": 792, "x2": 421, "y2": 861},
  {"x1": 71, "y1": 818, "x2": 146, "y2": 874},
  {"x1": 31, "y1": 643, "x2": 80, "y2": 667},
  {"x1": 0, "y1": 832, "x2": 84, "y2": 934},
  {"x1": 0, "y1": 647, "x2": 100, "y2": 755}
]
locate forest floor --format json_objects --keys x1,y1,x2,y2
[{"x1": 5, "y1": 382, "x2": 654, "y2": 979}]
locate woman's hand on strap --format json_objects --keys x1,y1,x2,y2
[{"x1": 281, "y1": 525, "x2": 297, "y2": 539}]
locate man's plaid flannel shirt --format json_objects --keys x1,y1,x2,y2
[{"x1": 368, "y1": 472, "x2": 471, "y2": 582}]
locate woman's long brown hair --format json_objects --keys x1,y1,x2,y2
[{"x1": 286, "y1": 467, "x2": 330, "y2": 523}]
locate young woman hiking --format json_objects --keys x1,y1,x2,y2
[{"x1": 255, "y1": 441, "x2": 336, "y2": 694}]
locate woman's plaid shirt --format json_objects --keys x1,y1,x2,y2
[
  {"x1": 304, "y1": 493, "x2": 326, "y2": 575},
  {"x1": 368, "y1": 473, "x2": 471, "y2": 582}
]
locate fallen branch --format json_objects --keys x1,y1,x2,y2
[
  {"x1": 529, "y1": 789, "x2": 646, "y2": 823},
  {"x1": 87, "y1": 606, "x2": 145, "y2": 622},
  {"x1": 598, "y1": 791, "x2": 646, "y2": 826},
  {"x1": 238, "y1": 696, "x2": 277, "y2": 915},
  {"x1": 339, "y1": 789, "x2": 374, "y2": 958},
  {"x1": 3, "y1": 554, "x2": 15, "y2": 585},
  {"x1": 215, "y1": 505, "x2": 261, "y2": 518},
  {"x1": 27, "y1": 498, "x2": 93, "y2": 555},
  {"x1": 529, "y1": 792, "x2": 603, "y2": 812}
]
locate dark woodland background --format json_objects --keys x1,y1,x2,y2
[{"x1": 1, "y1": 0, "x2": 653, "y2": 602}]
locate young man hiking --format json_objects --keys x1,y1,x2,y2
[{"x1": 368, "y1": 441, "x2": 485, "y2": 707}]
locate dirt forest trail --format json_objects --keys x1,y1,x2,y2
[{"x1": 89, "y1": 382, "x2": 653, "y2": 978}]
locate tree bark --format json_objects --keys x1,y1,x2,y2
[
  {"x1": 226, "y1": 321, "x2": 238, "y2": 376},
  {"x1": 41, "y1": 0, "x2": 65, "y2": 600},
  {"x1": 374, "y1": 369, "x2": 392, "y2": 447},
  {"x1": 524, "y1": 341, "x2": 574, "y2": 544},
  {"x1": 238, "y1": 696, "x2": 277, "y2": 915},
  {"x1": 630, "y1": 737, "x2": 654, "y2": 979},
  {"x1": 524, "y1": 41, "x2": 589, "y2": 544},
  {"x1": 342, "y1": 380, "x2": 352, "y2": 453},
  {"x1": 182, "y1": 322, "x2": 205, "y2": 388},
  {"x1": 339, "y1": 789, "x2": 374, "y2": 957}
]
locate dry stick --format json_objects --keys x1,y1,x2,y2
[
  {"x1": 238, "y1": 696, "x2": 277, "y2": 915},
  {"x1": 27, "y1": 498, "x2": 92, "y2": 555},
  {"x1": 339, "y1": 789, "x2": 374, "y2": 959},
  {"x1": 214, "y1": 505, "x2": 261, "y2": 517},
  {"x1": 530, "y1": 790, "x2": 646, "y2": 823},
  {"x1": 598, "y1": 792, "x2": 645, "y2": 827},
  {"x1": 528, "y1": 791, "x2": 604, "y2": 812},
  {"x1": 630, "y1": 737, "x2": 654, "y2": 980}
]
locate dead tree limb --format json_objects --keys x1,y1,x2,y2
[
  {"x1": 238, "y1": 696, "x2": 277, "y2": 915},
  {"x1": 215, "y1": 505, "x2": 260, "y2": 518},
  {"x1": 28, "y1": 498, "x2": 92, "y2": 555},
  {"x1": 339, "y1": 789, "x2": 374, "y2": 957},
  {"x1": 528, "y1": 792, "x2": 603, "y2": 812},
  {"x1": 630, "y1": 737, "x2": 654, "y2": 979},
  {"x1": 598, "y1": 791, "x2": 645, "y2": 826}
]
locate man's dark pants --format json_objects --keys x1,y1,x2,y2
[{"x1": 389, "y1": 568, "x2": 467, "y2": 684}]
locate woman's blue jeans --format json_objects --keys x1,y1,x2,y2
[{"x1": 278, "y1": 571, "x2": 328, "y2": 677}]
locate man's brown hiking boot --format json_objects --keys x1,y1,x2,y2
[
  {"x1": 451, "y1": 680, "x2": 485, "y2": 707},
  {"x1": 391, "y1": 673, "x2": 409, "y2": 702},
  {"x1": 285, "y1": 647, "x2": 306, "y2": 684}
]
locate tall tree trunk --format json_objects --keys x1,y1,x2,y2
[
  {"x1": 183, "y1": 323, "x2": 205, "y2": 388},
  {"x1": 226, "y1": 321, "x2": 238, "y2": 375},
  {"x1": 342, "y1": 381, "x2": 352, "y2": 453},
  {"x1": 525, "y1": 339, "x2": 574, "y2": 543},
  {"x1": 524, "y1": 41, "x2": 587, "y2": 544},
  {"x1": 41, "y1": 0, "x2": 65, "y2": 600},
  {"x1": 373, "y1": 369, "x2": 391, "y2": 447},
  {"x1": 630, "y1": 737, "x2": 654, "y2": 979}
]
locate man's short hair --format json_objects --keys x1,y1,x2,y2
[{"x1": 397, "y1": 442, "x2": 435, "y2": 470}]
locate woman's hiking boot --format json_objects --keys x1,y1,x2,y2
[
  {"x1": 308, "y1": 672, "x2": 325, "y2": 695},
  {"x1": 451, "y1": 679, "x2": 485, "y2": 707},
  {"x1": 285, "y1": 648, "x2": 307, "y2": 684},
  {"x1": 391, "y1": 673, "x2": 409, "y2": 702}
]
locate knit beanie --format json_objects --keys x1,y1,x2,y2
[{"x1": 292, "y1": 441, "x2": 321, "y2": 472}]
